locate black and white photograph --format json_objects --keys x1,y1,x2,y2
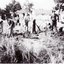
[{"x1": 0, "y1": 0, "x2": 64, "y2": 63}]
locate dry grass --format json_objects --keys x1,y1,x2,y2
[{"x1": 0, "y1": 31, "x2": 64, "y2": 63}]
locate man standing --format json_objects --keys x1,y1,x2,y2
[
  {"x1": 0, "y1": 21, "x2": 3, "y2": 34},
  {"x1": 32, "y1": 19, "x2": 36, "y2": 33},
  {"x1": 51, "y1": 10, "x2": 59, "y2": 32},
  {"x1": 25, "y1": 13, "x2": 30, "y2": 32},
  {"x1": 8, "y1": 19, "x2": 15, "y2": 37},
  {"x1": 0, "y1": 16, "x2": 3, "y2": 34}
]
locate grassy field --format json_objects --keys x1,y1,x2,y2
[
  {"x1": 0, "y1": 29, "x2": 64, "y2": 63},
  {"x1": 0, "y1": 11, "x2": 64, "y2": 63}
]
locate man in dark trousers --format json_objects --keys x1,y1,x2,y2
[
  {"x1": 51, "y1": 10, "x2": 59, "y2": 31},
  {"x1": 9, "y1": 20, "x2": 15, "y2": 37},
  {"x1": 0, "y1": 21, "x2": 3, "y2": 34},
  {"x1": 32, "y1": 19, "x2": 36, "y2": 34},
  {"x1": 25, "y1": 13, "x2": 30, "y2": 32}
]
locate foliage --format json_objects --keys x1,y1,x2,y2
[
  {"x1": 54, "y1": 0, "x2": 64, "y2": 3},
  {"x1": 24, "y1": 2, "x2": 34, "y2": 13},
  {"x1": 4, "y1": 0, "x2": 21, "y2": 19}
]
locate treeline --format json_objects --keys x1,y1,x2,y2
[
  {"x1": 0, "y1": 0, "x2": 34, "y2": 20},
  {"x1": 55, "y1": 3, "x2": 64, "y2": 11},
  {"x1": 0, "y1": 0, "x2": 21, "y2": 20}
]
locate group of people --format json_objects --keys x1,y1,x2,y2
[
  {"x1": 0, "y1": 13, "x2": 20, "y2": 37},
  {"x1": 0, "y1": 9, "x2": 59, "y2": 37},
  {"x1": 0, "y1": 12, "x2": 37, "y2": 37},
  {"x1": 8, "y1": 14, "x2": 22, "y2": 37}
]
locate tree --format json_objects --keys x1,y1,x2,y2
[
  {"x1": 54, "y1": 0, "x2": 64, "y2": 3},
  {"x1": 28, "y1": 3, "x2": 33, "y2": 13},
  {"x1": 11, "y1": 2, "x2": 22, "y2": 12},
  {"x1": 24, "y1": 2, "x2": 34, "y2": 13},
  {"x1": 5, "y1": 0, "x2": 22, "y2": 19},
  {"x1": 5, "y1": 5, "x2": 12, "y2": 19},
  {"x1": 55, "y1": 4, "x2": 59, "y2": 10},
  {"x1": 0, "y1": 9, "x2": 6, "y2": 20}
]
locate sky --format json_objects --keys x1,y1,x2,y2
[{"x1": 0, "y1": 0, "x2": 56, "y2": 10}]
